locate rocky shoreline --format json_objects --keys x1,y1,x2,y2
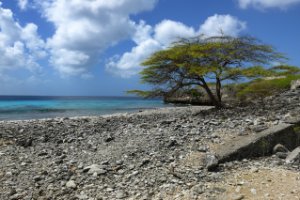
[{"x1": 1, "y1": 88, "x2": 300, "y2": 200}]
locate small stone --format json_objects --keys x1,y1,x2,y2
[
  {"x1": 96, "y1": 169, "x2": 107, "y2": 175},
  {"x1": 237, "y1": 181, "x2": 244, "y2": 186},
  {"x1": 38, "y1": 151, "x2": 48, "y2": 156},
  {"x1": 66, "y1": 180, "x2": 76, "y2": 189},
  {"x1": 198, "y1": 145, "x2": 208, "y2": 152},
  {"x1": 116, "y1": 160, "x2": 123, "y2": 165},
  {"x1": 273, "y1": 144, "x2": 289, "y2": 154},
  {"x1": 253, "y1": 119, "x2": 264, "y2": 126},
  {"x1": 250, "y1": 168, "x2": 259, "y2": 173},
  {"x1": 139, "y1": 158, "x2": 150, "y2": 167},
  {"x1": 209, "y1": 121, "x2": 220, "y2": 126},
  {"x1": 83, "y1": 164, "x2": 107, "y2": 175},
  {"x1": 167, "y1": 139, "x2": 178, "y2": 147},
  {"x1": 128, "y1": 164, "x2": 135, "y2": 170},
  {"x1": 76, "y1": 193, "x2": 89, "y2": 200},
  {"x1": 286, "y1": 147, "x2": 300, "y2": 164},
  {"x1": 78, "y1": 163, "x2": 84, "y2": 169},
  {"x1": 205, "y1": 154, "x2": 218, "y2": 171},
  {"x1": 17, "y1": 138, "x2": 33, "y2": 147},
  {"x1": 192, "y1": 184, "x2": 204, "y2": 195},
  {"x1": 33, "y1": 176, "x2": 43, "y2": 182},
  {"x1": 232, "y1": 194, "x2": 245, "y2": 200},
  {"x1": 104, "y1": 135, "x2": 114, "y2": 142},
  {"x1": 252, "y1": 125, "x2": 268, "y2": 133},
  {"x1": 101, "y1": 160, "x2": 109, "y2": 165},
  {"x1": 115, "y1": 190, "x2": 127, "y2": 199},
  {"x1": 276, "y1": 152, "x2": 288, "y2": 159},
  {"x1": 238, "y1": 129, "x2": 249, "y2": 136},
  {"x1": 291, "y1": 79, "x2": 300, "y2": 90},
  {"x1": 264, "y1": 193, "x2": 270, "y2": 198},
  {"x1": 9, "y1": 188, "x2": 17, "y2": 196},
  {"x1": 6, "y1": 171, "x2": 13, "y2": 177},
  {"x1": 235, "y1": 186, "x2": 241, "y2": 193},
  {"x1": 250, "y1": 188, "x2": 257, "y2": 195}
]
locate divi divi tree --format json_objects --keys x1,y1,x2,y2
[{"x1": 129, "y1": 35, "x2": 286, "y2": 108}]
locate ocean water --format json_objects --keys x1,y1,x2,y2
[{"x1": 0, "y1": 96, "x2": 168, "y2": 121}]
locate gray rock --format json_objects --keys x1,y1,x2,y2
[
  {"x1": 75, "y1": 193, "x2": 89, "y2": 200},
  {"x1": 276, "y1": 152, "x2": 288, "y2": 159},
  {"x1": 273, "y1": 144, "x2": 289, "y2": 154},
  {"x1": 83, "y1": 164, "x2": 107, "y2": 175},
  {"x1": 33, "y1": 176, "x2": 43, "y2": 182},
  {"x1": 198, "y1": 145, "x2": 208, "y2": 152},
  {"x1": 66, "y1": 180, "x2": 76, "y2": 189},
  {"x1": 252, "y1": 125, "x2": 268, "y2": 133},
  {"x1": 286, "y1": 147, "x2": 300, "y2": 164},
  {"x1": 104, "y1": 135, "x2": 114, "y2": 142},
  {"x1": 291, "y1": 79, "x2": 300, "y2": 90},
  {"x1": 167, "y1": 139, "x2": 178, "y2": 147},
  {"x1": 115, "y1": 190, "x2": 127, "y2": 199},
  {"x1": 232, "y1": 194, "x2": 245, "y2": 200},
  {"x1": 192, "y1": 184, "x2": 204, "y2": 195},
  {"x1": 209, "y1": 121, "x2": 220, "y2": 126},
  {"x1": 16, "y1": 138, "x2": 33, "y2": 147},
  {"x1": 9, "y1": 188, "x2": 17, "y2": 196},
  {"x1": 205, "y1": 154, "x2": 218, "y2": 171}
]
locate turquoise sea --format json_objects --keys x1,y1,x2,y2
[{"x1": 0, "y1": 96, "x2": 168, "y2": 121}]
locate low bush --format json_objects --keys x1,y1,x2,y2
[{"x1": 235, "y1": 75, "x2": 300, "y2": 101}]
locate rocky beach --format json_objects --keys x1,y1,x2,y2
[{"x1": 1, "y1": 88, "x2": 300, "y2": 200}]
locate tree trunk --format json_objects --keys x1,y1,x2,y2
[
  {"x1": 216, "y1": 77, "x2": 222, "y2": 103},
  {"x1": 200, "y1": 81, "x2": 222, "y2": 108}
]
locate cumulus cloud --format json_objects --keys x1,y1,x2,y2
[
  {"x1": 154, "y1": 20, "x2": 199, "y2": 46},
  {"x1": 34, "y1": 0, "x2": 158, "y2": 77},
  {"x1": 106, "y1": 20, "x2": 199, "y2": 77},
  {"x1": 106, "y1": 15, "x2": 246, "y2": 77},
  {"x1": 18, "y1": 0, "x2": 28, "y2": 10},
  {"x1": 200, "y1": 14, "x2": 246, "y2": 37},
  {"x1": 238, "y1": 0, "x2": 300, "y2": 9},
  {"x1": 0, "y1": 2, "x2": 46, "y2": 75}
]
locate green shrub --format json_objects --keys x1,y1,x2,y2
[{"x1": 236, "y1": 75, "x2": 300, "y2": 101}]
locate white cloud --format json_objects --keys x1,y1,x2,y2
[
  {"x1": 238, "y1": 0, "x2": 300, "y2": 9},
  {"x1": 18, "y1": 0, "x2": 28, "y2": 10},
  {"x1": 154, "y1": 20, "x2": 199, "y2": 46},
  {"x1": 106, "y1": 15, "x2": 246, "y2": 77},
  {"x1": 106, "y1": 38, "x2": 162, "y2": 78},
  {"x1": 0, "y1": 3, "x2": 46, "y2": 75},
  {"x1": 34, "y1": 0, "x2": 158, "y2": 77},
  {"x1": 200, "y1": 14, "x2": 246, "y2": 37}
]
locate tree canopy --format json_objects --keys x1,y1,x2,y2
[{"x1": 129, "y1": 35, "x2": 287, "y2": 108}]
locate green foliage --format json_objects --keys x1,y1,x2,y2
[
  {"x1": 222, "y1": 66, "x2": 274, "y2": 81},
  {"x1": 236, "y1": 74, "x2": 300, "y2": 100},
  {"x1": 269, "y1": 65, "x2": 300, "y2": 76}
]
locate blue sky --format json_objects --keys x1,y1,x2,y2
[{"x1": 0, "y1": 0, "x2": 299, "y2": 96}]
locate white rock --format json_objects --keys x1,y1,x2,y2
[
  {"x1": 250, "y1": 188, "x2": 257, "y2": 195},
  {"x1": 286, "y1": 147, "x2": 300, "y2": 164},
  {"x1": 83, "y1": 164, "x2": 107, "y2": 175},
  {"x1": 291, "y1": 79, "x2": 300, "y2": 90},
  {"x1": 66, "y1": 180, "x2": 76, "y2": 189}
]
